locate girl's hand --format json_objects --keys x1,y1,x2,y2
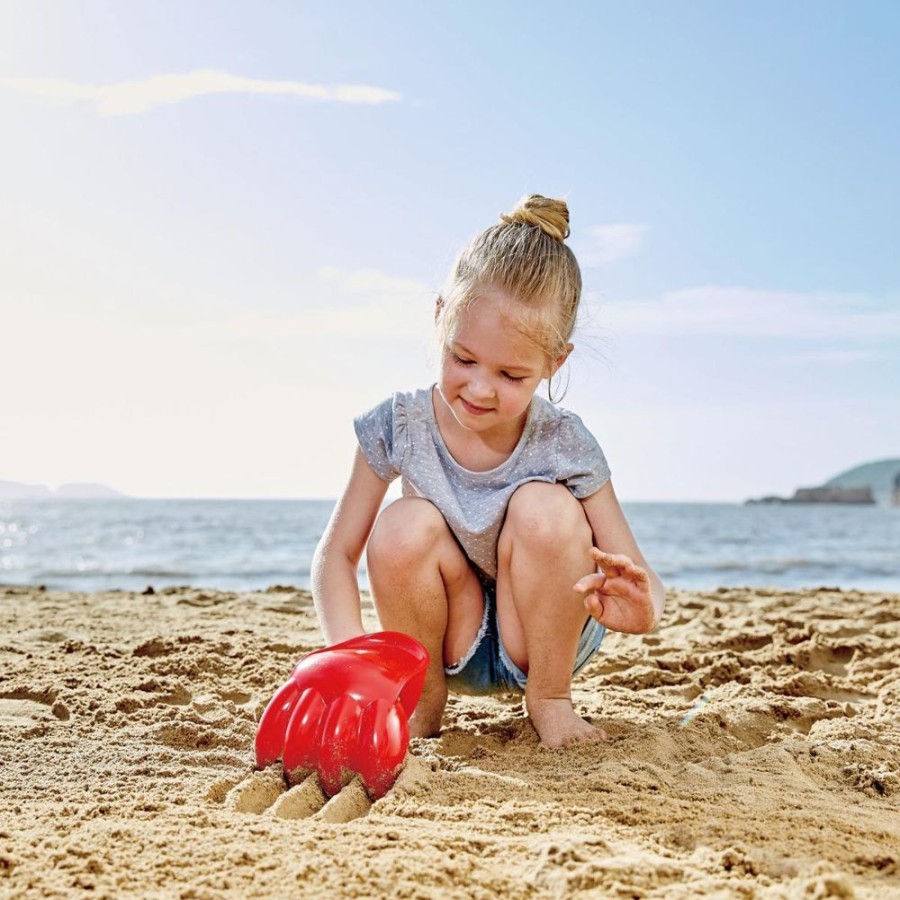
[{"x1": 573, "y1": 547, "x2": 658, "y2": 634}]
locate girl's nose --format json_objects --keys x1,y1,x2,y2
[{"x1": 468, "y1": 372, "x2": 494, "y2": 400}]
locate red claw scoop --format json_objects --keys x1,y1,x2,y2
[{"x1": 255, "y1": 631, "x2": 429, "y2": 800}]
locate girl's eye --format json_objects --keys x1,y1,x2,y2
[{"x1": 450, "y1": 351, "x2": 526, "y2": 381}]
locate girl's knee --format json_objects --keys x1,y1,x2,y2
[
  {"x1": 367, "y1": 497, "x2": 449, "y2": 572},
  {"x1": 500, "y1": 483, "x2": 590, "y2": 555}
]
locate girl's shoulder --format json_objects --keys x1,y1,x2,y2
[
  {"x1": 394, "y1": 386, "x2": 434, "y2": 420},
  {"x1": 527, "y1": 398, "x2": 610, "y2": 497},
  {"x1": 358, "y1": 386, "x2": 433, "y2": 424},
  {"x1": 354, "y1": 386, "x2": 435, "y2": 478},
  {"x1": 528, "y1": 395, "x2": 596, "y2": 439},
  {"x1": 353, "y1": 388, "x2": 434, "y2": 460}
]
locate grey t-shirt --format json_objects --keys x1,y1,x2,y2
[{"x1": 354, "y1": 386, "x2": 611, "y2": 582}]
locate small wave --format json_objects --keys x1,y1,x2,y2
[
  {"x1": 36, "y1": 566, "x2": 196, "y2": 579},
  {"x1": 667, "y1": 558, "x2": 850, "y2": 576},
  {"x1": 34, "y1": 566, "x2": 313, "y2": 582}
]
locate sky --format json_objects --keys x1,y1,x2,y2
[{"x1": 1, "y1": 0, "x2": 898, "y2": 501}]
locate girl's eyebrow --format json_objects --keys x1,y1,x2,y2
[{"x1": 451, "y1": 341, "x2": 536, "y2": 374}]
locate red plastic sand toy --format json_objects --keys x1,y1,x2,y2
[{"x1": 255, "y1": 631, "x2": 429, "y2": 800}]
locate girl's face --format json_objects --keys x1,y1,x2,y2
[{"x1": 437, "y1": 290, "x2": 554, "y2": 437}]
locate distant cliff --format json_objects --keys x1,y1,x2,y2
[
  {"x1": 0, "y1": 480, "x2": 129, "y2": 500},
  {"x1": 747, "y1": 458, "x2": 900, "y2": 506},
  {"x1": 748, "y1": 486, "x2": 876, "y2": 505},
  {"x1": 791, "y1": 486, "x2": 875, "y2": 504},
  {"x1": 823, "y1": 458, "x2": 900, "y2": 506}
]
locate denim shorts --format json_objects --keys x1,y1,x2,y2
[{"x1": 444, "y1": 579, "x2": 606, "y2": 695}]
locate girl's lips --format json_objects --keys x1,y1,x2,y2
[{"x1": 461, "y1": 397, "x2": 493, "y2": 415}]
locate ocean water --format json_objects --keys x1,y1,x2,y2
[{"x1": 1, "y1": 499, "x2": 899, "y2": 595}]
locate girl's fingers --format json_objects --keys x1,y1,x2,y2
[
  {"x1": 578, "y1": 571, "x2": 651, "y2": 607},
  {"x1": 574, "y1": 572, "x2": 607, "y2": 593},
  {"x1": 590, "y1": 548, "x2": 634, "y2": 570},
  {"x1": 589, "y1": 549, "x2": 628, "y2": 577},
  {"x1": 590, "y1": 548, "x2": 650, "y2": 585},
  {"x1": 582, "y1": 592, "x2": 603, "y2": 620},
  {"x1": 604, "y1": 576, "x2": 650, "y2": 604}
]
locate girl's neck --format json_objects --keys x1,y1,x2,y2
[{"x1": 431, "y1": 386, "x2": 529, "y2": 472}]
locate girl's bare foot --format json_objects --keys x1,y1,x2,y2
[
  {"x1": 408, "y1": 688, "x2": 446, "y2": 738},
  {"x1": 525, "y1": 695, "x2": 609, "y2": 748},
  {"x1": 408, "y1": 715, "x2": 441, "y2": 739}
]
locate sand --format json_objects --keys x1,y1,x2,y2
[{"x1": 1, "y1": 583, "x2": 898, "y2": 899}]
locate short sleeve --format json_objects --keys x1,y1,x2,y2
[
  {"x1": 555, "y1": 412, "x2": 611, "y2": 498},
  {"x1": 353, "y1": 396, "x2": 402, "y2": 483}
]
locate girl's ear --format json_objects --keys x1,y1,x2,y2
[{"x1": 551, "y1": 342, "x2": 574, "y2": 376}]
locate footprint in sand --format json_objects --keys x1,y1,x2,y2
[
  {"x1": 145, "y1": 690, "x2": 259, "y2": 751},
  {"x1": 0, "y1": 691, "x2": 70, "y2": 735},
  {"x1": 796, "y1": 643, "x2": 856, "y2": 676}
]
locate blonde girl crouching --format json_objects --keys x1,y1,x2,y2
[{"x1": 312, "y1": 194, "x2": 665, "y2": 748}]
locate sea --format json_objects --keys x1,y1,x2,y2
[{"x1": 1, "y1": 499, "x2": 899, "y2": 595}]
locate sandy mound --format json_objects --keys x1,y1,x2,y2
[{"x1": 1, "y1": 584, "x2": 897, "y2": 898}]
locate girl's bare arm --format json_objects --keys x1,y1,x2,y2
[{"x1": 311, "y1": 448, "x2": 389, "y2": 645}]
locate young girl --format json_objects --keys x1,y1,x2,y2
[{"x1": 311, "y1": 194, "x2": 665, "y2": 749}]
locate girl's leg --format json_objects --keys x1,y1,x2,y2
[
  {"x1": 496, "y1": 482, "x2": 605, "y2": 748},
  {"x1": 366, "y1": 497, "x2": 484, "y2": 738}
]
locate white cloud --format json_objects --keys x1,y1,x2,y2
[
  {"x1": 220, "y1": 267, "x2": 434, "y2": 339},
  {"x1": 593, "y1": 286, "x2": 900, "y2": 339},
  {"x1": 317, "y1": 266, "x2": 427, "y2": 297},
  {"x1": 0, "y1": 69, "x2": 402, "y2": 116},
  {"x1": 577, "y1": 223, "x2": 648, "y2": 267},
  {"x1": 773, "y1": 349, "x2": 879, "y2": 365}
]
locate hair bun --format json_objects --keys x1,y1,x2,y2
[{"x1": 499, "y1": 194, "x2": 570, "y2": 241}]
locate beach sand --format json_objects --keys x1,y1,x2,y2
[{"x1": 1, "y1": 584, "x2": 897, "y2": 899}]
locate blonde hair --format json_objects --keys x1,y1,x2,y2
[{"x1": 437, "y1": 194, "x2": 582, "y2": 366}]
